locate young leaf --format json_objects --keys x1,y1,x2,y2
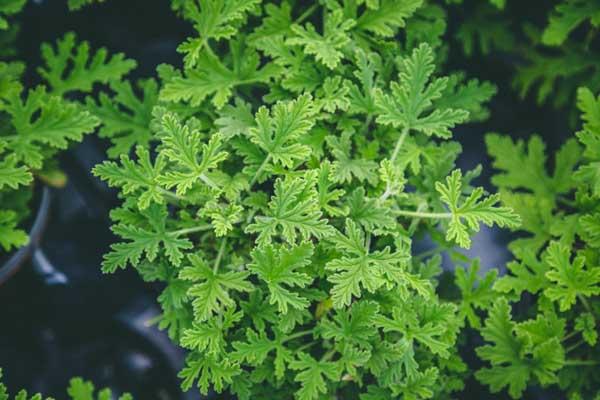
[
  {"x1": 436, "y1": 169, "x2": 521, "y2": 248},
  {"x1": 86, "y1": 79, "x2": 158, "y2": 158},
  {"x1": 246, "y1": 173, "x2": 334, "y2": 245},
  {"x1": 373, "y1": 43, "x2": 469, "y2": 138},
  {"x1": 102, "y1": 205, "x2": 192, "y2": 273},
  {"x1": 543, "y1": 241, "x2": 600, "y2": 311},
  {"x1": 179, "y1": 253, "x2": 252, "y2": 321},
  {"x1": 2, "y1": 87, "x2": 99, "y2": 169},
  {"x1": 288, "y1": 10, "x2": 355, "y2": 69},
  {"x1": 38, "y1": 32, "x2": 136, "y2": 95},
  {"x1": 289, "y1": 353, "x2": 342, "y2": 400},
  {"x1": 249, "y1": 243, "x2": 314, "y2": 313},
  {"x1": 156, "y1": 112, "x2": 227, "y2": 195}
]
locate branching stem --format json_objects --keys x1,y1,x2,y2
[
  {"x1": 169, "y1": 224, "x2": 212, "y2": 236},
  {"x1": 213, "y1": 237, "x2": 227, "y2": 273}
]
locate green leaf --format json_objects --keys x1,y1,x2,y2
[
  {"x1": 436, "y1": 169, "x2": 521, "y2": 248},
  {"x1": 102, "y1": 205, "x2": 193, "y2": 272},
  {"x1": 326, "y1": 132, "x2": 378, "y2": 184},
  {"x1": 319, "y1": 300, "x2": 379, "y2": 349},
  {"x1": 455, "y1": 259, "x2": 497, "y2": 328},
  {"x1": 1, "y1": 86, "x2": 99, "y2": 169},
  {"x1": 373, "y1": 43, "x2": 469, "y2": 138},
  {"x1": 180, "y1": 253, "x2": 252, "y2": 321},
  {"x1": 288, "y1": 10, "x2": 355, "y2": 69},
  {"x1": 38, "y1": 32, "x2": 136, "y2": 95},
  {"x1": 86, "y1": 79, "x2": 158, "y2": 158},
  {"x1": 574, "y1": 313, "x2": 597, "y2": 346},
  {"x1": 542, "y1": 0, "x2": 600, "y2": 46},
  {"x1": 162, "y1": 40, "x2": 280, "y2": 108},
  {"x1": 180, "y1": 0, "x2": 260, "y2": 43},
  {"x1": 475, "y1": 298, "x2": 565, "y2": 399},
  {"x1": 0, "y1": 154, "x2": 32, "y2": 190},
  {"x1": 248, "y1": 94, "x2": 317, "y2": 168},
  {"x1": 249, "y1": 243, "x2": 314, "y2": 313},
  {"x1": 289, "y1": 353, "x2": 342, "y2": 400},
  {"x1": 543, "y1": 241, "x2": 600, "y2": 311},
  {"x1": 326, "y1": 219, "x2": 412, "y2": 308},
  {"x1": 486, "y1": 133, "x2": 581, "y2": 198},
  {"x1": 93, "y1": 146, "x2": 167, "y2": 210},
  {"x1": 355, "y1": 0, "x2": 423, "y2": 37},
  {"x1": 0, "y1": 210, "x2": 28, "y2": 251},
  {"x1": 179, "y1": 354, "x2": 240, "y2": 394},
  {"x1": 155, "y1": 112, "x2": 227, "y2": 195},
  {"x1": 232, "y1": 329, "x2": 294, "y2": 380},
  {"x1": 246, "y1": 173, "x2": 334, "y2": 245}
]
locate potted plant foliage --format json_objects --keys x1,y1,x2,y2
[
  {"x1": 0, "y1": 1, "x2": 135, "y2": 285},
  {"x1": 92, "y1": 1, "x2": 521, "y2": 398}
]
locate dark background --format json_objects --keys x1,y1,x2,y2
[{"x1": 0, "y1": 0, "x2": 574, "y2": 398}]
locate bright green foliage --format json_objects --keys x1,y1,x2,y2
[
  {"x1": 373, "y1": 43, "x2": 469, "y2": 138},
  {"x1": 436, "y1": 169, "x2": 520, "y2": 248},
  {"x1": 0, "y1": 67, "x2": 99, "y2": 253},
  {"x1": 92, "y1": 1, "x2": 513, "y2": 399},
  {"x1": 0, "y1": 369, "x2": 133, "y2": 400},
  {"x1": 86, "y1": 80, "x2": 158, "y2": 158},
  {"x1": 38, "y1": 32, "x2": 136, "y2": 96},
  {"x1": 249, "y1": 243, "x2": 314, "y2": 313},
  {"x1": 481, "y1": 87, "x2": 600, "y2": 398}
]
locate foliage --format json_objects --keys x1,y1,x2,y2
[
  {"x1": 479, "y1": 87, "x2": 600, "y2": 398},
  {"x1": 0, "y1": 27, "x2": 134, "y2": 252},
  {"x1": 0, "y1": 369, "x2": 132, "y2": 400},
  {"x1": 91, "y1": 2, "x2": 519, "y2": 399}
]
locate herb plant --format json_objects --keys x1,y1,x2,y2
[
  {"x1": 476, "y1": 87, "x2": 600, "y2": 399},
  {"x1": 0, "y1": 11, "x2": 135, "y2": 253},
  {"x1": 0, "y1": 369, "x2": 132, "y2": 400},
  {"x1": 92, "y1": 1, "x2": 521, "y2": 399}
]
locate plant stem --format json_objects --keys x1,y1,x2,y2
[
  {"x1": 321, "y1": 349, "x2": 336, "y2": 362},
  {"x1": 390, "y1": 126, "x2": 409, "y2": 164},
  {"x1": 392, "y1": 209, "x2": 452, "y2": 219},
  {"x1": 296, "y1": 3, "x2": 318, "y2": 24},
  {"x1": 578, "y1": 294, "x2": 593, "y2": 315},
  {"x1": 282, "y1": 330, "x2": 314, "y2": 343},
  {"x1": 169, "y1": 224, "x2": 212, "y2": 236},
  {"x1": 379, "y1": 126, "x2": 409, "y2": 202},
  {"x1": 566, "y1": 339, "x2": 585, "y2": 354},
  {"x1": 159, "y1": 188, "x2": 184, "y2": 202},
  {"x1": 249, "y1": 154, "x2": 271, "y2": 188},
  {"x1": 213, "y1": 238, "x2": 227, "y2": 273}
]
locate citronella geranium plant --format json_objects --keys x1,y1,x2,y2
[
  {"x1": 92, "y1": 1, "x2": 520, "y2": 399},
  {"x1": 476, "y1": 87, "x2": 600, "y2": 399},
  {"x1": 0, "y1": 368, "x2": 132, "y2": 400},
  {"x1": 0, "y1": 13, "x2": 135, "y2": 253}
]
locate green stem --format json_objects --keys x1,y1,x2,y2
[
  {"x1": 295, "y1": 342, "x2": 316, "y2": 353},
  {"x1": 159, "y1": 188, "x2": 184, "y2": 202},
  {"x1": 566, "y1": 339, "x2": 585, "y2": 354},
  {"x1": 321, "y1": 349, "x2": 336, "y2": 362},
  {"x1": 296, "y1": 3, "x2": 318, "y2": 24},
  {"x1": 578, "y1": 294, "x2": 593, "y2": 314},
  {"x1": 379, "y1": 127, "x2": 409, "y2": 202},
  {"x1": 561, "y1": 330, "x2": 579, "y2": 343},
  {"x1": 213, "y1": 238, "x2": 227, "y2": 273},
  {"x1": 249, "y1": 154, "x2": 271, "y2": 187},
  {"x1": 392, "y1": 209, "x2": 452, "y2": 219},
  {"x1": 199, "y1": 173, "x2": 219, "y2": 190},
  {"x1": 564, "y1": 359, "x2": 598, "y2": 366},
  {"x1": 390, "y1": 126, "x2": 409, "y2": 164},
  {"x1": 168, "y1": 224, "x2": 212, "y2": 237},
  {"x1": 282, "y1": 330, "x2": 314, "y2": 343}
]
